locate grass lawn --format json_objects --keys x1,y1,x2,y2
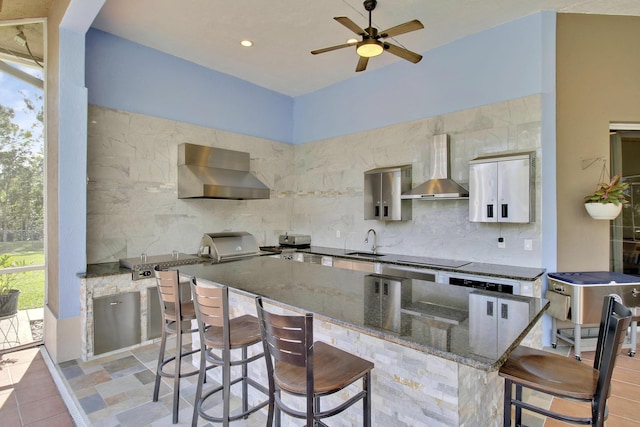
[{"x1": 0, "y1": 241, "x2": 45, "y2": 310}]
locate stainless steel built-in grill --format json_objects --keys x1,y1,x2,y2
[
  {"x1": 119, "y1": 253, "x2": 203, "y2": 280},
  {"x1": 547, "y1": 271, "x2": 640, "y2": 359},
  {"x1": 199, "y1": 231, "x2": 266, "y2": 263}
]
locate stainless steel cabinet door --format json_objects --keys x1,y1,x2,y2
[
  {"x1": 469, "y1": 162, "x2": 497, "y2": 222},
  {"x1": 468, "y1": 292, "x2": 498, "y2": 357},
  {"x1": 497, "y1": 158, "x2": 530, "y2": 223},
  {"x1": 469, "y1": 153, "x2": 532, "y2": 223},
  {"x1": 93, "y1": 292, "x2": 141, "y2": 355}
]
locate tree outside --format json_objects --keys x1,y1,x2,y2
[{"x1": 0, "y1": 77, "x2": 45, "y2": 311}]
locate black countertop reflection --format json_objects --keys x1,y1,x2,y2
[
  {"x1": 297, "y1": 246, "x2": 545, "y2": 281},
  {"x1": 179, "y1": 256, "x2": 547, "y2": 371}
]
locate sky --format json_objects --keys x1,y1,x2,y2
[{"x1": 0, "y1": 63, "x2": 44, "y2": 143}]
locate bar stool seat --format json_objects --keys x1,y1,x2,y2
[
  {"x1": 191, "y1": 278, "x2": 268, "y2": 427},
  {"x1": 255, "y1": 296, "x2": 374, "y2": 427},
  {"x1": 499, "y1": 296, "x2": 632, "y2": 427},
  {"x1": 275, "y1": 342, "x2": 372, "y2": 395},
  {"x1": 153, "y1": 266, "x2": 201, "y2": 424}
]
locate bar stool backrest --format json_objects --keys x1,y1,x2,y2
[
  {"x1": 190, "y1": 279, "x2": 231, "y2": 353},
  {"x1": 191, "y1": 281, "x2": 226, "y2": 328},
  {"x1": 256, "y1": 296, "x2": 314, "y2": 420},
  {"x1": 256, "y1": 297, "x2": 312, "y2": 368},
  {"x1": 153, "y1": 265, "x2": 182, "y2": 322},
  {"x1": 592, "y1": 296, "x2": 633, "y2": 424}
]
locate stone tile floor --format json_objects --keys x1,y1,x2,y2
[
  {"x1": 56, "y1": 337, "x2": 268, "y2": 427},
  {"x1": 3, "y1": 328, "x2": 638, "y2": 426}
]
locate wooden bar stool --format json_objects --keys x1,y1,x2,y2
[
  {"x1": 255, "y1": 296, "x2": 374, "y2": 427},
  {"x1": 190, "y1": 278, "x2": 268, "y2": 427},
  {"x1": 153, "y1": 266, "x2": 201, "y2": 424},
  {"x1": 499, "y1": 295, "x2": 632, "y2": 427}
]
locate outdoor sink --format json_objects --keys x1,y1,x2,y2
[{"x1": 346, "y1": 251, "x2": 385, "y2": 258}]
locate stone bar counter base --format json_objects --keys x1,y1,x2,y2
[{"x1": 218, "y1": 286, "x2": 503, "y2": 427}]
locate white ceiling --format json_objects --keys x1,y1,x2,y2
[{"x1": 90, "y1": 0, "x2": 640, "y2": 97}]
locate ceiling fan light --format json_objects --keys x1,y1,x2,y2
[{"x1": 356, "y1": 39, "x2": 383, "y2": 57}]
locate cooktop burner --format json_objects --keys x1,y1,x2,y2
[{"x1": 397, "y1": 257, "x2": 469, "y2": 269}]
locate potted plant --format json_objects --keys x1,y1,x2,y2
[
  {"x1": 0, "y1": 254, "x2": 22, "y2": 318},
  {"x1": 584, "y1": 173, "x2": 629, "y2": 220}
]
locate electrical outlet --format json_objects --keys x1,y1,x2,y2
[
  {"x1": 524, "y1": 239, "x2": 533, "y2": 251},
  {"x1": 498, "y1": 237, "x2": 505, "y2": 249},
  {"x1": 336, "y1": 230, "x2": 341, "y2": 238}
]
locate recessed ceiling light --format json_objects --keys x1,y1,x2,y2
[{"x1": 240, "y1": 40, "x2": 253, "y2": 47}]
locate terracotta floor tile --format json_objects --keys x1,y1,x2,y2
[
  {"x1": 0, "y1": 405, "x2": 22, "y2": 426},
  {"x1": 607, "y1": 396, "x2": 640, "y2": 423},
  {"x1": 23, "y1": 411, "x2": 74, "y2": 427},
  {"x1": 19, "y1": 394, "x2": 69, "y2": 425}
]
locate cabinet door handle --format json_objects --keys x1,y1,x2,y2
[
  {"x1": 501, "y1": 204, "x2": 508, "y2": 218},
  {"x1": 383, "y1": 282, "x2": 389, "y2": 295},
  {"x1": 383, "y1": 206, "x2": 389, "y2": 217},
  {"x1": 374, "y1": 281, "x2": 380, "y2": 294},
  {"x1": 487, "y1": 204, "x2": 494, "y2": 218},
  {"x1": 109, "y1": 301, "x2": 123, "y2": 306},
  {"x1": 486, "y1": 300, "x2": 494, "y2": 316},
  {"x1": 501, "y1": 303, "x2": 509, "y2": 319},
  {"x1": 375, "y1": 206, "x2": 380, "y2": 217}
]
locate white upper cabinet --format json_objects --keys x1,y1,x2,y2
[{"x1": 469, "y1": 152, "x2": 534, "y2": 223}]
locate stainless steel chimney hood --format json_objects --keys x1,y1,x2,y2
[
  {"x1": 178, "y1": 143, "x2": 270, "y2": 199},
  {"x1": 401, "y1": 134, "x2": 469, "y2": 199}
]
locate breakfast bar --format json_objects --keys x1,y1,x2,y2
[{"x1": 179, "y1": 256, "x2": 548, "y2": 426}]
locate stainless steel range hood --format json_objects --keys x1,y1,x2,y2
[
  {"x1": 401, "y1": 134, "x2": 469, "y2": 199},
  {"x1": 178, "y1": 143, "x2": 270, "y2": 199}
]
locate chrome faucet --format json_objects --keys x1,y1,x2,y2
[{"x1": 364, "y1": 229, "x2": 377, "y2": 253}]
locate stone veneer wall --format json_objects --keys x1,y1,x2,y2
[
  {"x1": 86, "y1": 106, "x2": 296, "y2": 264},
  {"x1": 87, "y1": 94, "x2": 542, "y2": 268},
  {"x1": 293, "y1": 95, "x2": 542, "y2": 267}
]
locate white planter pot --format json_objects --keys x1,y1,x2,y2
[{"x1": 584, "y1": 202, "x2": 623, "y2": 220}]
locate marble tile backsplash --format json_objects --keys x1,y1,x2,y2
[{"x1": 87, "y1": 94, "x2": 542, "y2": 267}]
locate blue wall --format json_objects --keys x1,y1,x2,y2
[
  {"x1": 86, "y1": 29, "x2": 294, "y2": 143},
  {"x1": 294, "y1": 12, "x2": 549, "y2": 144},
  {"x1": 86, "y1": 12, "x2": 552, "y2": 146}
]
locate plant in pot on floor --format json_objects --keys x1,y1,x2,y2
[
  {"x1": 584, "y1": 173, "x2": 629, "y2": 220},
  {"x1": 0, "y1": 254, "x2": 24, "y2": 318}
]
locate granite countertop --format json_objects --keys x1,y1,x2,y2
[
  {"x1": 298, "y1": 246, "x2": 545, "y2": 281},
  {"x1": 179, "y1": 256, "x2": 548, "y2": 371},
  {"x1": 79, "y1": 262, "x2": 130, "y2": 278}
]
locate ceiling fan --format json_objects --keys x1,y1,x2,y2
[{"x1": 311, "y1": 0, "x2": 424, "y2": 72}]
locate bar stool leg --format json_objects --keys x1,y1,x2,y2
[
  {"x1": 503, "y1": 378, "x2": 512, "y2": 427},
  {"x1": 192, "y1": 345, "x2": 206, "y2": 427},
  {"x1": 173, "y1": 321, "x2": 182, "y2": 424},
  {"x1": 223, "y1": 349, "x2": 231, "y2": 427},
  {"x1": 153, "y1": 326, "x2": 168, "y2": 402},
  {"x1": 275, "y1": 389, "x2": 282, "y2": 427},
  {"x1": 364, "y1": 371, "x2": 371, "y2": 427},
  {"x1": 242, "y1": 346, "x2": 249, "y2": 415},
  {"x1": 515, "y1": 383, "x2": 523, "y2": 426}
]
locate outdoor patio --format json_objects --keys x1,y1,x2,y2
[{"x1": 0, "y1": 308, "x2": 44, "y2": 351}]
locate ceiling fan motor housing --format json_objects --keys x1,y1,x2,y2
[{"x1": 364, "y1": 0, "x2": 377, "y2": 12}]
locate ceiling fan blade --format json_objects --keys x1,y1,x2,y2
[
  {"x1": 334, "y1": 16, "x2": 366, "y2": 36},
  {"x1": 380, "y1": 19, "x2": 424, "y2": 38},
  {"x1": 356, "y1": 56, "x2": 369, "y2": 72},
  {"x1": 384, "y1": 43, "x2": 422, "y2": 63},
  {"x1": 311, "y1": 43, "x2": 354, "y2": 55}
]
